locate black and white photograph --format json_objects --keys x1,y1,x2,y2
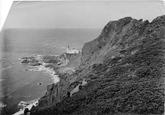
[{"x1": 0, "y1": 0, "x2": 165, "y2": 115}]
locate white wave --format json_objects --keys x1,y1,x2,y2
[
  {"x1": 0, "y1": 102, "x2": 6, "y2": 108},
  {"x1": 52, "y1": 74, "x2": 60, "y2": 83},
  {"x1": 13, "y1": 99, "x2": 39, "y2": 115},
  {"x1": 28, "y1": 64, "x2": 60, "y2": 83}
]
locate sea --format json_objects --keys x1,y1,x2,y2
[{"x1": 0, "y1": 28, "x2": 101, "y2": 114}]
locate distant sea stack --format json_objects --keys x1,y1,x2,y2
[{"x1": 31, "y1": 15, "x2": 165, "y2": 115}]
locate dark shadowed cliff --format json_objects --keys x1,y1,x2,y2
[{"x1": 31, "y1": 15, "x2": 165, "y2": 115}]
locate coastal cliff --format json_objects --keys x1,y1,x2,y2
[
  {"x1": 31, "y1": 15, "x2": 165, "y2": 115},
  {"x1": 24, "y1": 52, "x2": 82, "y2": 109}
]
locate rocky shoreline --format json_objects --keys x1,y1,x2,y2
[
  {"x1": 21, "y1": 55, "x2": 61, "y2": 83},
  {"x1": 13, "y1": 52, "x2": 81, "y2": 114},
  {"x1": 13, "y1": 99, "x2": 39, "y2": 115}
]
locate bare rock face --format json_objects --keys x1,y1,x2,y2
[{"x1": 31, "y1": 15, "x2": 165, "y2": 115}]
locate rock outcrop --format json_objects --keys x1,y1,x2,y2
[{"x1": 31, "y1": 15, "x2": 165, "y2": 115}]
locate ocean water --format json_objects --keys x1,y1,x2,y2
[{"x1": 0, "y1": 28, "x2": 101, "y2": 111}]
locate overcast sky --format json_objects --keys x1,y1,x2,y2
[{"x1": 3, "y1": 0, "x2": 165, "y2": 29}]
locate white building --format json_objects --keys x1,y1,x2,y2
[{"x1": 66, "y1": 45, "x2": 80, "y2": 54}]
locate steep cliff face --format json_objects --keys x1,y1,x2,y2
[
  {"x1": 80, "y1": 17, "x2": 149, "y2": 68},
  {"x1": 34, "y1": 53, "x2": 81, "y2": 109},
  {"x1": 37, "y1": 78, "x2": 70, "y2": 108},
  {"x1": 31, "y1": 15, "x2": 165, "y2": 115}
]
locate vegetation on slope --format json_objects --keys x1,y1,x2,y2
[{"x1": 31, "y1": 16, "x2": 165, "y2": 115}]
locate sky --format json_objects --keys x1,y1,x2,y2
[{"x1": 1, "y1": 0, "x2": 165, "y2": 29}]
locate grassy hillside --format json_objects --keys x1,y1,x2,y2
[{"x1": 31, "y1": 16, "x2": 165, "y2": 115}]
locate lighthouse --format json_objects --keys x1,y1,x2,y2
[{"x1": 66, "y1": 45, "x2": 80, "y2": 54}]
